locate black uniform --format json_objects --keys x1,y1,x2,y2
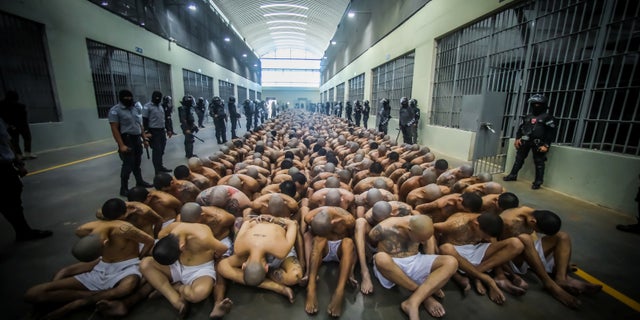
[
  {"x1": 210, "y1": 97, "x2": 227, "y2": 144},
  {"x1": 243, "y1": 99, "x2": 253, "y2": 131},
  {"x1": 410, "y1": 99, "x2": 420, "y2": 144},
  {"x1": 353, "y1": 100, "x2": 363, "y2": 126},
  {"x1": 178, "y1": 95, "x2": 198, "y2": 158},
  {"x1": 398, "y1": 97, "x2": 414, "y2": 144},
  {"x1": 504, "y1": 94, "x2": 557, "y2": 189},
  {"x1": 362, "y1": 100, "x2": 370, "y2": 129},
  {"x1": 195, "y1": 97, "x2": 206, "y2": 128},
  {"x1": 377, "y1": 99, "x2": 391, "y2": 134},
  {"x1": 228, "y1": 97, "x2": 241, "y2": 139},
  {"x1": 345, "y1": 101, "x2": 353, "y2": 123}
]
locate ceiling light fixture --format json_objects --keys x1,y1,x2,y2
[
  {"x1": 271, "y1": 31, "x2": 305, "y2": 36},
  {"x1": 187, "y1": 3, "x2": 196, "y2": 11},
  {"x1": 264, "y1": 13, "x2": 308, "y2": 18},
  {"x1": 260, "y1": 4, "x2": 309, "y2": 10},
  {"x1": 348, "y1": 11, "x2": 355, "y2": 18},
  {"x1": 331, "y1": 40, "x2": 337, "y2": 45},
  {"x1": 101, "y1": 1, "x2": 108, "y2": 5},
  {"x1": 242, "y1": 54, "x2": 247, "y2": 57},
  {"x1": 268, "y1": 26, "x2": 306, "y2": 31},
  {"x1": 266, "y1": 20, "x2": 307, "y2": 25},
  {"x1": 224, "y1": 37, "x2": 230, "y2": 42}
]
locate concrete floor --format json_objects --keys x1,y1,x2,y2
[{"x1": 1, "y1": 123, "x2": 639, "y2": 320}]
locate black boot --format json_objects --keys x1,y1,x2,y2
[
  {"x1": 120, "y1": 179, "x2": 129, "y2": 197},
  {"x1": 532, "y1": 164, "x2": 544, "y2": 190}
]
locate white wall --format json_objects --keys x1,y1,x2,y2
[
  {"x1": 0, "y1": 0, "x2": 261, "y2": 151},
  {"x1": 261, "y1": 87, "x2": 320, "y2": 107}
]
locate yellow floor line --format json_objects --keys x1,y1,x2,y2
[
  {"x1": 575, "y1": 268, "x2": 640, "y2": 312},
  {"x1": 26, "y1": 151, "x2": 117, "y2": 176}
]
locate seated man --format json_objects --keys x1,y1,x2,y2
[
  {"x1": 406, "y1": 183, "x2": 449, "y2": 207},
  {"x1": 218, "y1": 173, "x2": 261, "y2": 200},
  {"x1": 370, "y1": 215, "x2": 458, "y2": 319},
  {"x1": 140, "y1": 219, "x2": 230, "y2": 318},
  {"x1": 24, "y1": 198, "x2": 154, "y2": 319},
  {"x1": 154, "y1": 172, "x2": 201, "y2": 204},
  {"x1": 415, "y1": 192, "x2": 483, "y2": 223},
  {"x1": 355, "y1": 200, "x2": 416, "y2": 295},
  {"x1": 145, "y1": 187, "x2": 182, "y2": 227},
  {"x1": 462, "y1": 181, "x2": 505, "y2": 197},
  {"x1": 399, "y1": 169, "x2": 437, "y2": 202},
  {"x1": 174, "y1": 164, "x2": 212, "y2": 191},
  {"x1": 436, "y1": 164, "x2": 474, "y2": 188},
  {"x1": 481, "y1": 191, "x2": 519, "y2": 214},
  {"x1": 500, "y1": 206, "x2": 600, "y2": 307},
  {"x1": 245, "y1": 192, "x2": 299, "y2": 221},
  {"x1": 196, "y1": 185, "x2": 251, "y2": 218},
  {"x1": 436, "y1": 212, "x2": 523, "y2": 305},
  {"x1": 216, "y1": 215, "x2": 301, "y2": 302},
  {"x1": 188, "y1": 157, "x2": 221, "y2": 186},
  {"x1": 303, "y1": 207, "x2": 356, "y2": 317},
  {"x1": 354, "y1": 188, "x2": 397, "y2": 219},
  {"x1": 353, "y1": 176, "x2": 396, "y2": 195}
]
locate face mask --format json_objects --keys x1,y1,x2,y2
[
  {"x1": 152, "y1": 95, "x2": 162, "y2": 104},
  {"x1": 120, "y1": 97, "x2": 134, "y2": 107},
  {"x1": 532, "y1": 104, "x2": 546, "y2": 115}
]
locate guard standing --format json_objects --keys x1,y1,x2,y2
[
  {"x1": 376, "y1": 98, "x2": 391, "y2": 135},
  {"x1": 410, "y1": 98, "x2": 420, "y2": 144},
  {"x1": 503, "y1": 94, "x2": 557, "y2": 189},
  {"x1": 228, "y1": 96, "x2": 241, "y2": 139},
  {"x1": 178, "y1": 95, "x2": 198, "y2": 158},
  {"x1": 362, "y1": 100, "x2": 370, "y2": 129},
  {"x1": 108, "y1": 89, "x2": 153, "y2": 197},
  {"x1": 243, "y1": 99, "x2": 253, "y2": 132},
  {"x1": 195, "y1": 97, "x2": 206, "y2": 128},
  {"x1": 210, "y1": 96, "x2": 227, "y2": 144},
  {"x1": 353, "y1": 100, "x2": 362, "y2": 126},
  {"x1": 142, "y1": 91, "x2": 172, "y2": 174},
  {"x1": 345, "y1": 101, "x2": 353, "y2": 123},
  {"x1": 398, "y1": 97, "x2": 414, "y2": 144}
]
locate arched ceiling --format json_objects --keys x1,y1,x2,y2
[{"x1": 212, "y1": 0, "x2": 350, "y2": 59}]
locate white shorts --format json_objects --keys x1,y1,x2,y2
[
  {"x1": 322, "y1": 240, "x2": 342, "y2": 262},
  {"x1": 454, "y1": 243, "x2": 491, "y2": 266},
  {"x1": 74, "y1": 258, "x2": 141, "y2": 291},
  {"x1": 162, "y1": 218, "x2": 176, "y2": 229},
  {"x1": 373, "y1": 253, "x2": 438, "y2": 289},
  {"x1": 510, "y1": 236, "x2": 555, "y2": 274},
  {"x1": 170, "y1": 260, "x2": 216, "y2": 285},
  {"x1": 266, "y1": 247, "x2": 297, "y2": 269},
  {"x1": 220, "y1": 236, "x2": 233, "y2": 258}
]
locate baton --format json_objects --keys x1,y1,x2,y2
[
  {"x1": 193, "y1": 134, "x2": 205, "y2": 143},
  {"x1": 395, "y1": 127, "x2": 402, "y2": 144},
  {"x1": 144, "y1": 145, "x2": 150, "y2": 159}
]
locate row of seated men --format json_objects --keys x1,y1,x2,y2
[{"x1": 24, "y1": 110, "x2": 601, "y2": 320}]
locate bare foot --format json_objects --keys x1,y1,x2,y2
[
  {"x1": 305, "y1": 291, "x2": 318, "y2": 314},
  {"x1": 474, "y1": 278, "x2": 486, "y2": 295},
  {"x1": 486, "y1": 282, "x2": 506, "y2": 305},
  {"x1": 547, "y1": 284, "x2": 581, "y2": 309},
  {"x1": 360, "y1": 271, "x2": 374, "y2": 295},
  {"x1": 209, "y1": 298, "x2": 233, "y2": 319},
  {"x1": 327, "y1": 293, "x2": 344, "y2": 317},
  {"x1": 280, "y1": 286, "x2": 295, "y2": 303},
  {"x1": 452, "y1": 273, "x2": 471, "y2": 296},
  {"x1": 433, "y1": 289, "x2": 445, "y2": 300},
  {"x1": 511, "y1": 274, "x2": 529, "y2": 290},
  {"x1": 148, "y1": 289, "x2": 162, "y2": 299},
  {"x1": 348, "y1": 275, "x2": 358, "y2": 288},
  {"x1": 400, "y1": 300, "x2": 420, "y2": 320},
  {"x1": 423, "y1": 296, "x2": 446, "y2": 318},
  {"x1": 557, "y1": 277, "x2": 602, "y2": 295},
  {"x1": 96, "y1": 299, "x2": 128, "y2": 317},
  {"x1": 495, "y1": 278, "x2": 526, "y2": 296}
]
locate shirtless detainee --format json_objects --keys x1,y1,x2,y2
[
  {"x1": 24, "y1": 198, "x2": 154, "y2": 319},
  {"x1": 370, "y1": 215, "x2": 458, "y2": 319},
  {"x1": 216, "y1": 215, "x2": 302, "y2": 302},
  {"x1": 303, "y1": 207, "x2": 356, "y2": 317}
]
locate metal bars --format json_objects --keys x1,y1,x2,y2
[
  {"x1": 371, "y1": 51, "x2": 415, "y2": 116},
  {"x1": 431, "y1": 0, "x2": 640, "y2": 156},
  {"x1": 336, "y1": 83, "x2": 345, "y2": 106},
  {"x1": 348, "y1": 73, "x2": 365, "y2": 104},
  {"x1": 218, "y1": 80, "x2": 235, "y2": 102},
  {"x1": 87, "y1": 40, "x2": 171, "y2": 118}
]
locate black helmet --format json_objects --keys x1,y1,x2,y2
[
  {"x1": 528, "y1": 94, "x2": 548, "y2": 106},
  {"x1": 181, "y1": 95, "x2": 194, "y2": 107},
  {"x1": 409, "y1": 99, "x2": 418, "y2": 108},
  {"x1": 229, "y1": 96, "x2": 236, "y2": 103},
  {"x1": 212, "y1": 96, "x2": 222, "y2": 105},
  {"x1": 162, "y1": 95, "x2": 172, "y2": 104},
  {"x1": 400, "y1": 97, "x2": 408, "y2": 105}
]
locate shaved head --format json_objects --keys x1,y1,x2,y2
[
  {"x1": 267, "y1": 194, "x2": 285, "y2": 215},
  {"x1": 72, "y1": 234, "x2": 103, "y2": 262},
  {"x1": 409, "y1": 215, "x2": 434, "y2": 241},
  {"x1": 372, "y1": 201, "x2": 392, "y2": 222},
  {"x1": 484, "y1": 182, "x2": 504, "y2": 194},
  {"x1": 243, "y1": 260, "x2": 266, "y2": 286},
  {"x1": 180, "y1": 202, "x2": 202, "y2": 222},
  {"x1": 366, "y1": 189, "x2": 383, "y2": 205},
  {"x1": 310, "y1": 209, "x2": 332, "y2": 237},
  {"x1": 423, "y1": 184, "x2": 444, "y2": 202},
  {"x1": 187, "y1": 157, "x2": 202, "y2": 171},
  {"x1": 325, "y1": 189, "x2": 342, "y2": 206},
  {"x1": 373, "y1": 178, "x2": 387, "y2": 190},
  {"x1": 325, "y1": 176, "x2": 340, "y2": 188}
]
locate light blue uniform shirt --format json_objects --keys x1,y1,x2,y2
[
  {"x1": 108, "y1": 103, "x2": 142, "y2": 135},
  {"x1": 142, "y1": 102, "x2": 165, "y2": 129}
]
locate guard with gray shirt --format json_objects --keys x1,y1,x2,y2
[
  {"x1": 108, "y1": 89, "x2": 153, "y2": 197},
  {"x1": 142, "y1": 91, "x2": 172, "y2": 174}
]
